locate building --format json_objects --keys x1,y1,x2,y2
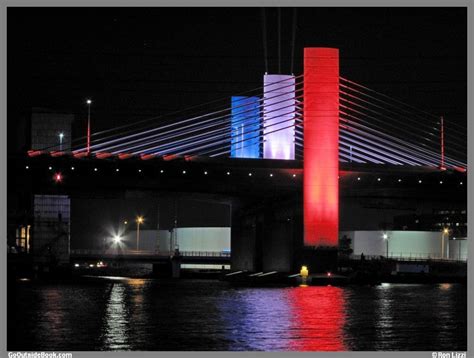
[{"x1": 340, "y1": 230, "x2": 467, "y2": 261}]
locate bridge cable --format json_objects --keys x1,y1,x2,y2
[
  {"x1": 339, "y1": 95, "x2": 467, "y2": 155},
  {"x1": 340, "y1": 81, "x2": 467, "y2": 139},
  {"x1": 340, "y1": 76, "x2": 467, "y2": 132},
  {"x1": 339, "y1": 112, "x2": 466, "y2": 167},
  {"x1": 72, "y1": 76, "x2": 303, "y2": 153},
  {"x1": 37, "y1": 74, "x2": 302, "y2": 153},
  {"x1": 83, "y1": 81, "x2": 303, "y2": 154},
  {"x1": 129, "y1": 102, "x2": 303, "y2": 156},
  {"x1": 122, "y1": 97, "x2": 303, "y2": 155}
]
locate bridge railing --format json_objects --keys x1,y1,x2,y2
[
  {"x1": 350, "y1": 253, "x2": 467, "y2": 262},
  {"x1": 70, "y1": 249, "x2": 231, "y2": 258},
  {"x1": 179, "y1": 251, "x2": 231, "y2": 257}
]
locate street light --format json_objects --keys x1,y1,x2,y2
[
  {"x1": 136, "y1": 216, "x2": 144, "y2": 251},
  {"x1": 442, "y1": 227, "x2": 449, "y2": 259},
  {"x1": 58, "y1": 132, "x2": 64, "y2": 151},
  {"x1": 383, "y1": 233, "x2": 389, "y2": 257},
  {"x1": 86, "y1": 99, "x2": 92, "y2": 155},
  {"x1": 113, "y1": 235, "x2": 122, "y2": 244}
]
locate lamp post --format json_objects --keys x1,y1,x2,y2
[
  {"x1": 136, "y1": 216, "x2": 144, "y2": 251},
  {"x1": 442, "y1": 228, "x2": 449, "y2": 259},
  {"x1": 457, "y1": 238, "x2": 461, "y2": 261},
  {"x1": 58, "y1": 132, "x2": 64, "y2": 151},
  {"x1": 86, "y1": 99, "x2": 92, "y2": 155},
  {"x1": 383, "y1": 233, "x2": 389, "y2": 257}
]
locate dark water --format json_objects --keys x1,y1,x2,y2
[{"x1": 8, "y1": 277, "x2": 467, "y2": 351}]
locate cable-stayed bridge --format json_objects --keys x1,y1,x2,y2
[
  {"x1": 27, "y1": 73, "x2": 466, "y2": 170},
  {"x1": 25, "y1": 47, "x2": 467, "y2": 253}
]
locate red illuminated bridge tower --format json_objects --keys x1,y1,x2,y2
[{"x1": 303, "y1": 48, "x2": 340, "y2": 248}]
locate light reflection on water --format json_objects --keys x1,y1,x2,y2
[
  {"x1": 8, "y1": 278, "x2": 467, "y2": 351},
  {"x1": 287, "y1": 286, "x2": 346, "y2": 351},
  {"x1": 102, "y1": 283, "x2": 130, "y2": 350}
]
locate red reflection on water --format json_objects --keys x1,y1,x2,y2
[{"x1": 287, "y1": 286, "x2": 346, "y2": 351}]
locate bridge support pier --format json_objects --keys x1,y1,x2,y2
[
  {"x1": 152, "y1": 258, "x2": 181, "y2": 278},
  {"x1": 171, "y1": 256, "x2": 181, "y2": 278},
  {"x1": 231, "y1": 197, "x2": 301, "y2": 273},
  {"x1": 303, "y1": 47, "x2": 340, "y2": 247}
]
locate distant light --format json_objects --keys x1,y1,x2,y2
[
  {"x1": 226, "y1": 171, "x2": 230, "y2": 175},
  {"x1": 248, "y1": 173, "x2": 252, "y2": 176},
  {"x1": 136, "y1": 216, "x2": 144, "y2": 224},
  {"x1": 460, "y1": 182, "x2": 463, "y2": 185},
  {"x1": 113, "y1": 235, "x2": 122, "y2": 244},
  {"x1": 182, "y1": 170, "x2": 186, "y2": 174},
  {"x1": 383, "y1": 233, "x2": 388, "y2": 240},
  {"x1": 86, "y1": 99, "x2": 92, "y2": 104},
  {"x1": 53, "y1": 172, "x2": 62, "y2": 183},
  {"x1": 439, "y1": 181, "x2": 443, "y2": 184},
  {"x1": 453, "y1": 237, "x2": 456, "y2": 240},
  {"x1": 25, "y1": 165, "x2": 29, "y2": 169},
  {"x1": 418, "y1": 180, "x2": 422, "y2": 184},
  {"x1": 270, "y1": 173, "x2": 273, "y2": 177},
  {"x1": 124, "y1": 220, "x2": 128, "y2": 225},
  {"x1": 327, "y1": 272, "x2": 332, "y2": 277},
  {"x1": 377, "y1": 178, "x2": 381, "y2": 182},
  {"x1": 204, "y1": 171, "x2": 208, "y2": 175},
  {"x1": 443, "y1": 228, "x2": 449, "y2": 235},
  {"x1": 116, "y1": 168, "x2": 120, "y2": 172},
  {"x1": 74, "y1": 263, "x2": 80, "y2": 268},
  {"x1": 59, "y1": 132, "x2": 64, "y2": 139},
  {"x1": 292, "y1": 174, "x2": 296, "y2": 178},
  {"x1": 94, "y1": 168, "x2": 98, "y2": 172},
  {"x1": 48, "y1": 166, "x2": 52, "y2": 170},
  {"x1": 71, "y1": 166, "x2": 75, "y2": 170},
  {"x1": 300, "y1": 266, "x2": 308, "y2": 278},
  {"x1": 357, "y1": 177, "x2": 361, "y2": 181},
  {"x1": 160, "y1": 170, "x2": 164, "y2": 173},
  {"x1": 138, "y1": 169, "x2": 142, "y2": 173},
  {"x1": 456, "y1": 222, "x2": 459, "y2": 226},
  {"x1": 398, "y1": 179, "x2": 402, "y2": 182},
  {"x1": 89, "y1": 264, "x2": 95, "y2": 268}
]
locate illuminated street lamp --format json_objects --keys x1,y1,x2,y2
[
  {"x1": 86, "y1": 99, "x2": 92, "y2": 155},
  {"x1": 383, "y1": 233, "x2": 389, "y2": 257},
  {"x1": 136, "y1": 216, "x2": 144, "y2": 251},
  {"x1": 442, "y1": 227, "x2": 449, "y2": 259},
  {"x1": 58, "y1": 132, "x2": 64, "y2": 151}
]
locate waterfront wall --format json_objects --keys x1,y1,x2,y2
[
  {"x1": 340, "y1": 230, "x2": 468, "y2": 260},
  {"x1": 122, "y1": 227, "x2": 230, "y2": 253}
]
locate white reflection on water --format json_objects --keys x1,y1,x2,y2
[{"x1": 102, "y1": 283, "x2": 131, "y2": 350}]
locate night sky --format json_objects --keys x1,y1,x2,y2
[{"x1": 8, "y1": 7, "x2": 467, "y2": 133}]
